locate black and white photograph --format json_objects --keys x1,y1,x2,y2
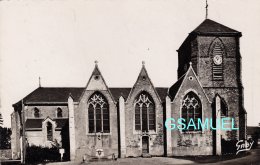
[{"x1": 0, "y1": 0, "x2": 260, "y2": 164}]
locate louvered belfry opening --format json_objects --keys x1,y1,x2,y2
[{"x1": 212, "y1": 43, "x2": 224, "y2": 80}]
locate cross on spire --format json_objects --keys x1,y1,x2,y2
[{"x1": 205, "y1": 0, "x2": 209, "y2": 19}]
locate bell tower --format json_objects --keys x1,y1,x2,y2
[{"x1": 177, "y1": 19, "x2": 246, "y2": 140}]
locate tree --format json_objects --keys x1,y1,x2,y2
[
  {"x1": 0, "y1": 112, "x2": 3, "y2": 127},
  {"x1": 0, "y1": 127, "x2": 12, "y2": 149}
]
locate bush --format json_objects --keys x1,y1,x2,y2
[
  {"x1": 26, "y1": 145, "x2": 60, "y2": 163},
  {"x1": 0, "y1": 127, "x2": 11, "y2": 149}
]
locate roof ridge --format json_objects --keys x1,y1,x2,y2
[{"x1": 192, "y1": 19, "x2": 240, "y2": 34}]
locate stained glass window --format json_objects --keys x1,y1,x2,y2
[
  {"x1": 135, "y1": 92, "x2": 155, "y2": 131},
  {"x1": 88, "y1": 92, "x2": 110, "y2": 133},
  {"x1": 181, "y1": 91, "x2": 202, "y2": 131}
]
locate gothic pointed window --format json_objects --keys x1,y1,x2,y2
[
  {"x1": 88, "y1": 92, "x2": 110, "y2": 133},
  {"x1": 57, "y1": 107, "x2": 62, "y2": 118},
  {"x1": 212, "y1": 42, "x2": 224, "y2": 80},
  {"x1": 46, "y1": 122, "x2": 53, "y2": 141},
  {"x1": 134, "y1": 92, "x2": 155, "y2": 131},
  {"x1": 34, "y1": 108, "x2": 40, "y2": 118},
  {"x1": 181, "y1": 92, "x2": 202, "y2": 131}
]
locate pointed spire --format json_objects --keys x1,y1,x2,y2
[
  {"x1": 39, "y1": 77, "x2": 41, "y2": 87},
  {"x1": 95, "y1": 60, "x2": 98, "y2": 66},
  {"x1": 92, "y1": 60, "x2": 101, "y2": 75},
  {"x1": 137, "y1": 61, "x2": 150, "y2": 82},
  {"x1": 142, "y1": 61, "x2": 145, "y2": 67},
  {"x1": 205, "y1": 0, "x2": 209, "y2": 19},
  {"x1": 189, "y1": 61, "x2": 192, "y2": 66},
  {"x1": 68, "y1": 92, "x2": 74, "y2": 100}
]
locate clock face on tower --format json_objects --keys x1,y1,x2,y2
[{"x1": 213, "y1": 55, "x2": 222, "y2": 65}]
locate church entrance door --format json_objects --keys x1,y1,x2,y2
[{"x1": 142, "y1": 136, "x2": 149, "y2": 154}]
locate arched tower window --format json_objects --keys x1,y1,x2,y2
[
  {"x1": 211, "y1": 41, "x2": 225, "y2": 81},
  {"x1": 57, "y1": 107, "x2": 62, "y2": 118},
  {"x1": 46, "y1": 122, "x2": 53, "y2": 141},
  {"x1": 88, "y1": 92, "x2": 109, "y2": 133},
  {"x1": 134, "y1": 92, "x2": 155, "y2": 131},
  {"x1": 181, "y1": 91, "x2": 202, "y2": 131},
  {"x1": 34, "y1": 108, "x2": 40, "y2": 118}
]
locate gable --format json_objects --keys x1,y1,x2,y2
[
  {"x1": 127, "y1": 64, "x2": 163, "y2": 103},
  {"x1": 169, "y1": 65, "x2": 210, "y2": 103},
  {"x1": 85, "y1": 65, "x2": 108, "y2": 91},
  {"x1": 80, "y1": 63, "x2": 116, "y2": 103}
]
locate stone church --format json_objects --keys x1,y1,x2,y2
[{"x1": 11, "y1": 19, "x2": 247, "y2": 161}]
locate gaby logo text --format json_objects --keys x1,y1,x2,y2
[{"x1": 236, "y1": 139, "x2": 254, "y2": 155}]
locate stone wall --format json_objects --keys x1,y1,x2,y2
[
  {"x1": 74, "y1": 90, "x2": 119, "y2": 161},
  {"x1": 25, "y1": 105, "x2": 69, "y2": 119},
  {"x1": 197, "y1": 36, "x2": 242, "y2": 140},
  {"x1": 170, "y1": 67, "x2": 213, "y2": 156},
  {"x1": 178, "y1": 34, "x2": 244, "y2": 141},
  {"x1": 0, "y1": 149, "x2": 12, "y2": 159},
  {"x1": 124, "y1": 67, "x2": 164, "y2": 157},
  {"x1": 25, "y1": 130, "x2": 62, "y2": 147},
  {"x1": 197, "y1": 36, "x2": 238, "y2": 88},
  {"x1": 11, "y1": 110, "x2": 21, "y2": 159}
]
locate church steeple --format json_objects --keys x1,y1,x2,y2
[{"x1": 177, "y1": 18, "x2": 241, "y2": 78}]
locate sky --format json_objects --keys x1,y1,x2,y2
[{"x1": 0, "y1": 0, "x2": 260, "y2": 127}]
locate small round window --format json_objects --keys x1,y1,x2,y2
[
  {"x1": 142, "y1": 76, "x2": 146, "y2": 81},
  {"x1": 188, "y1": 76, "x2": 193, "y2": 81},
  {"x1": 94, "y1": 75, "x2": 100, "y2": 80}
]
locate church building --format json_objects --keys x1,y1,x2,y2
[{"x1": 11, "y1": 18, "x2": 247, "y2": 161}]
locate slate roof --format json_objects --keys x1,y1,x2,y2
[
  {"x1": 109, "y1": 88, "x2": 131, "y2": 101},
  {"x1": 178, "y1": 19, "x2": 241, "y2": 52},
  {"x1": 25, "y1": 118, "x2": 68, "y2": 130},
  {"x1": 23, "y1": 87, "x2": 85, "y2": 103},
  {"x1": 25, "y1": 119, "x2": 43, "y2": 129},
  {"x1": 191, "y1": 19, "x2": 240, "y2": 35},
  {"x1": 16, "y1": 87, "x2": 169, "y2": 105},
  {"x1": 168, "y1": 74, "x2": 185, "y2": 101},
  {"x1": 155, "y1": 87, "x2": 169, "y2": 102}
]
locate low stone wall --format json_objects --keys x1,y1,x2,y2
[{"x1": 0, "y1": 149, "x2": 12, "y2": 159}]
